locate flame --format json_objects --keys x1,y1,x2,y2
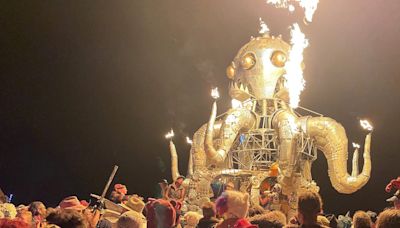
[
  {"x1": 299, "y1": 0, "x2": 319, "y2": 23},
  {"x1": 259, "y1": 17, "x2": 270, "y2": 35},
  {"x1": 231, "y1": 99, "x2": 243, "y2": 109},
  {"x1": 211, "y1": 87, "x2": 220, "y2": 99},
  {"x1": 285, "y1": 23, "x2": 308, "y2": 108},
  {"x1": 266, "y1": 0, "x2": 319, "y2": 23},
  {"x1": 186, "y1": 136, "x2": 193, "y2": 145},
  {"x1": 165, "y1": 129, "x2": 174, "y2": 139},
  {"x1": 352, "y1": 142, "x2": 360, "y2": 149},
  {"x1": 360, "y1": 119, "x2": 373, "y2": 131}
]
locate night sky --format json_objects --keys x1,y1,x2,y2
[{"x1": 1, "y1": 0, "x2": 400, "y2": 215}]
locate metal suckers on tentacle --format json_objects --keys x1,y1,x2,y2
[
  {"x1": 204, "y1": 101, "x2": 256, "y2": 165},
  {"x1": 303, "y1": 117, "x2": 372, "y2": 194}
]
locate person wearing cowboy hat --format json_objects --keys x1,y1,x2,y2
[
  {"x1": 59, "y1": 196, "x2": 100, "y2": 227},
  {"x1": 120, "y1": 195, "x2": 147, "y2": 228},
  {"x1": 59, "y1": 196, "x2": 88, "y2": 211}
]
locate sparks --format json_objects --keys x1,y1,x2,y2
[
  {"x1": 186, "y1": 136, "x2": 193, "y2": 145},
  {"x1": 285, "y1": 23, "x2": 308, "y2": 108},
  {"x1": 211, "y1": 87, "x2": 220, "y2": 99},
  {"x1": 165, "y1": 129, "x2": 175, "y2": 139},
  {"x1": 360, "y1": 119, "x2": 373, "y2": 131}
]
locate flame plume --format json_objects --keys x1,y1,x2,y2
[
  {"x1": 285, "y1": 23, "x2": 308, "y2": 108},
  {"x1": 266, "y1": 0, "x2": 320, "y2": 23}
]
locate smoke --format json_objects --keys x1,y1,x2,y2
[
  {"x1": 194, "y1": 59, "x2": 217, "y2": 85},
  {"x1": 179, "y1": 39, "x2": 217, "y2": 85}
]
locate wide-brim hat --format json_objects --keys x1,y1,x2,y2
[
  {"x1": 102, "y1": 209, "x2": 122, "y2": 223},
  {"x1": 59, "y1": 196, "x2": 87, "y2": 211},
  {"x1": 121, "y1": 210, "x2": 146, "y2": 222},
  {"x1": 386, "y1": 195, "x2": 399, "y2": 202},
  {"x1": 120, "y1": 195, "x2": 145, "y2": 213}
]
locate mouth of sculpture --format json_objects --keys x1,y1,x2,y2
[{"x1": 229, "y1": 81, "x2": 252, "y2": 101}]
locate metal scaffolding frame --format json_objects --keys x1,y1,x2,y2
[{"x1": 228, "y1": 127, "x2": 317, "y2": 172}]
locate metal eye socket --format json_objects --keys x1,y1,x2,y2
[
  {"x1": 271, "y1": 50, "x2": 287, "y2": 67},
  {"x1": 240, "y1": 53, "x2": 256, "y2": 70},
  {"x1": 226, "y1": 64, "x2": 235, "y2": 79}
]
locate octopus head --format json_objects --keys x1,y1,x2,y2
[{"x1": 226, "y1": 35, "x2": 291, "y2": 102}]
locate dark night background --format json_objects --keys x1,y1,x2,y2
[{"x1": 1, "y1": 0, "x2": 399, "y2": 215}]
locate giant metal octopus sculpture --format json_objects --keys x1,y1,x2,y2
[{"x1": 167, "y1": 32, "x2": 373, "y2": 216}]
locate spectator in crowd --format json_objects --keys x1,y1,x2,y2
[
  {"x1": 198, "y1": 202, "x2": 220, "y2": 228},
  {"x1": 59, "y1": 196, "x2": 87, "y2": 212},
  {"x1": 0, "y1": 218, "x2": 30, "y2": 228},
  {"x1": 376, "y1": 209, "x2": 400, "y2": 228},
  {"x1": 296, "y1": 191, "x2": 328, "y2": 228},
  {"x1": 46, "y1": 209, "x2": 88, "y2": 228},
  {"x1": 266, "y1": 210, "x2": 286, "y2": 226},
  {"x1": 352, "y1": 210, "x2": 372, "y2": 228},
  {"x1": 117, "y1": 211, "x2": 143, "y2": 228},
  {"x1": 29, "y1": 201, "x2": 47, "y2": 226},
  {"x1": 59, "y1": 195, "x2": 100, "y2": 227},
  {"x1": 97, "y1": 219, "x2": 114, "y2": 228},
  {"x1": 165, "y1": 176, "x2": 186, "y2": 203},
  {"x1": 145, "y1": 198, "x2": 176, "y2": 228},
  {"x1": 183, "y1": 211, "x2": 202, "y2": 228},
  {"x1": 16, "y1": 207, "x2": 33, "y2": 226},
  {"x1": 248, "y1": 205, "x2": 266, "y2": 218},
  {"x1": 0, "y1": 188, "x2": 6, "y2": 204},
  {"x1": 0, "y1": 203, "x2": 17, "y2": 219},
  {"x1": 120, "y1": 195, "x2": 147, "y2": 227},
  {"x1": 83, "y1": 206, "x2": 101, "y2": 228},
  {"x1": 28, "y1": 201, "x2": 46, "y2": 218},
  {"x1": 249, "y1": 215, "x2": 281, "y2": 228},
  {"x1": 111, "y1": 184, "x2": 129, "y2": 204},
  {"x1": 249, "y1": 210, "x2": 286, "y2": 228},
  {"x1": 215, "y1": 190, "x2": 252, "y2": 228}
]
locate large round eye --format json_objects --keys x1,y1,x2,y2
[
  {"x1": 240, "y1": 53, "x2": 256, "y2": 70},
  {"x1": 226, "y1": 64, "x2": 235, "y2": 79},
  {"x1": 271, "y1": 50, "x2": 287, "y2": 67}
]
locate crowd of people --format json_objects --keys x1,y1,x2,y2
[{"x1": 0, "y1": 175, "x2": 399, "y2": 228}]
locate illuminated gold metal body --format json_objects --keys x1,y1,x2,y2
[{"x1": 169, "y1": 34, "x2": 372, "y2": 215}]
